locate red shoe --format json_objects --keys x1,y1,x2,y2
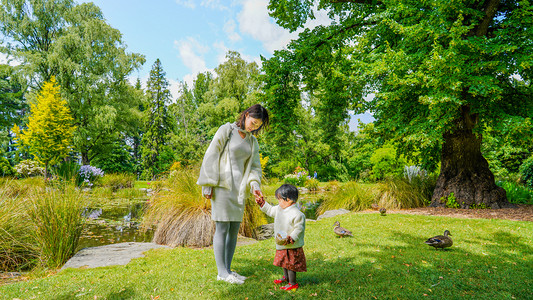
[
  {"x1": 273, "y1": 276, "x2": 287, "y2": 284},
  {"x1": 280, "y1": 283, "x2": 299, "y2": 291}
]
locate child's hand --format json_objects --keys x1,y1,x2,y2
[
  {"x1": 255, "y1": 195, "x2": 265, "y2": 207},
  {"x1": 285, "y1": 236, "x2": 294, "y2": 245}
]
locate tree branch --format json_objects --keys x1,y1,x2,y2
[{"x1": 474, "y1": 0, "x2": 501, "y2": 37}]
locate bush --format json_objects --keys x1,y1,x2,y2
[
  {"x1": 519, "y1": 156, "x2": 533, "y2": 188},
  {"x1": 317, "y1": 181, "x2": 376, "y2": 214},
  {"x1": 77, "y1": 165, "x2": 104, "y2": 187},
  {"x1": 100, "y1": 173, "x2": 135, "y2": 192},
  {"x1": 305, "y1": 178, "x2": 319, "y2": 191},
  {"x1": 496, "y1": 180, "x2": 533, "y2": 205},
  {"x1": 0, "y1": 157, "x2": 15, "y2": 177},
  {"x1": 14, "y1": 160, "x2": 44, "y2": 177}
]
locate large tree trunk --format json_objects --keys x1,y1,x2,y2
[{"x1": 430, "y1": 106, "x2": 513, "y2": 209}]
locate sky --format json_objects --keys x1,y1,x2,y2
[{"x1": 2, "y1": 0, "x2": 374, "y2": 129}]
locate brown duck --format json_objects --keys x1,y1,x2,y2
[
  {"x1": 333, "y1": 221, "x2": 353, "y2": 237},
  {"x1": 425, "y1": 230, "x2": 453, "y2": 249}
]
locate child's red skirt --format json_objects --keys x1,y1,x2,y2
[{"x1": 273, "y1": 247, "x2": 307, "y2": 272}]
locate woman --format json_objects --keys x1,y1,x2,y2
[{"x1": 197, "y1": 104, "x2": 269, "y2": 284}]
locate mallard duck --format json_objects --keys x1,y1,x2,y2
[
  {"x1": 333, "y1": 221, "x2": 353, "y2": 237},
  {"x1": 425, "y1": 230, "x2": 453, "y2": 250},
  {"x1": 379, "y1": 207, "x2": 386, "y2": 216}
]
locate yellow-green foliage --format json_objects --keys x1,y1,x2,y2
[
  {"x1": 12, "y1": 77, "x2": 75, "y2": 171},
  {"x1": 318, "y1": 182, "x2": 376, "y2": 214}
]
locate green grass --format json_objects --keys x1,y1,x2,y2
[
  {"x1": 1, "y1": 213, "x2": 531, "y2": 299},
  {"x1": 497, "y1": 180, "x2": 533, "y2": 205}
]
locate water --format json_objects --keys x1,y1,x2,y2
[{"x1": 78, "y1": 200, "x2": 154, "y2": 250}]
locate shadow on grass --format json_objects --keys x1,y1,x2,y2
[{"x1": 216, "y1": 227, "x2": 532, "y2": 299}]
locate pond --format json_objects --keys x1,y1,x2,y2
[{"x1": 78, "y1": 196, "x2": 154, "y2": 250}]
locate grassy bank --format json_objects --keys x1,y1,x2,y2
[{"x1": 1, "y1": 213, "x2": 531, "y2": 299}]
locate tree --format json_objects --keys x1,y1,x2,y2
[
  {"x1": 267, "y1": 0, "x2": 533, "y2": 208},
  {"x1": 198, "y1": 51, "x2": 261, "y2": 137},
  {"x1": 0, "y1": 0, "x2": 145, "y2": 164},
  {"x1": 12, "y1": 77, "x2": 75, "y2": 177},
  {"x1": 141, "y1": 59, "x2": 174, "y2": 179},
  {"x1": 0, "y1": 64, "x2": 26, "y2": 158}
]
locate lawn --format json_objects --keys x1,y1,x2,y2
[{"x1": 1, "y1": 213, "x2": 531, "y2": 299}]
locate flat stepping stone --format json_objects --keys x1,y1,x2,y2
[{"x1": 61, "y1": 242, "x2": 170, "y2": 269}]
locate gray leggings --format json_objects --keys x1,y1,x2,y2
[{"x1": 213, "y1": 221, "x2": 240, "y2": 277}]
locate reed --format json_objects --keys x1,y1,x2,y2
[
  {"x1": 0, "y1": 182, "x2": 37, "y2": 271},
  {"x1": 24, "y1": 186, "x2": 87, "y2": 268}
]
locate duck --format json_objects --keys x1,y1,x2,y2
[
  {"x1": 333, "y1": 221, "x2": 353, "y2": 237},
  {"x1": 379, "y1": 207, "x2": 386, "y2": 216},
  {"x1": 425, "y1": 230, "x2": 453, "y2": 250}
]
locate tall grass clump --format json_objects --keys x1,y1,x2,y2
[
  {"x1": 143, "y1": 168, "x2": 215, "y2": 247},
  {"x1": 0, "y1": 183, "x2": 37, "y2": 271},
  {"x1": 317, "y1": 181, "x2": 376, "y2": 214},
  {"x1": 376, "y1": 175, "x2": 436, "y2": 209},
  {"x1": 25, "y1": 186, "x2": 87, "y2": 268},
  {"x1": 99, "y1": 173, "x2": 136, "y2": 191}
]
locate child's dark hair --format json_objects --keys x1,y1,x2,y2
[
  {"x1": 275, "y1": 184, "x2": 299, "y2": 202},
  {"x1": 236, "y1": 104, "x2": 269, "y2": 135}
]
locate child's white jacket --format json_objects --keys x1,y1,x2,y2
[{"x1": 260, "y1": 202, "x2": 306, "y2": 250}]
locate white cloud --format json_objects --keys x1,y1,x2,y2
[
  {"x1": 224, "y1": 19, "x2": 242, "y2": 42},
  {"x1": 0, "y1": 52, "x2": 21, "y2": 66},
  {"x1": 176, "y1": 0, "x2": 229, "y2": 10},
  {"x1": 175, "y1": 0, "x2": 195, "y2": 9},
  {"x1": 237, "y1": 0, "x2": 333, "y2": 54},
  {"x1": 175, "y1": 37, "x2": 209, "y2": 76}
]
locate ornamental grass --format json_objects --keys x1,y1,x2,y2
[
  {"x1": 0, "y1": 182, "x2": 37, "y2": 272},
  {"x1": 25, "y1": 186, "x2": 87, "y2": 268},
  {"x1": 376, "y1": 176, "x2": 436, "y2": 209},
  {"x1": 142, "y1": 168, "x2": 215, "y2": 247},
  {"x1": 317, "y1": 181, "x2": 377, "y2": 214},
  {"x1": 143, "y1": 168, "x2": 267, "y2": 247}
]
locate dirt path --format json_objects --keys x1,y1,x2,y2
[{"x1": 367, "y1": 204, "x2": 533, "y2": 222}]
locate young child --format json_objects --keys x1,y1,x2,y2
[{"x1": 255, "y1": 184, "x2": 306, "y2": 291}]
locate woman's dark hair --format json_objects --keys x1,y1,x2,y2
[
  {"x1": 236, "y1": 104, "x2": 270, "y2": 135},
  {"x1": 275, "y1": 184, "x2": 299, "y2": 203}
]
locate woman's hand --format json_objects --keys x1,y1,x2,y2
[
  {"x1": 284, "y1": 236, "x2": 294, "y2": 245},
  {"x1": 204, "y1": 189, "x2": 212, "y2": 199}
]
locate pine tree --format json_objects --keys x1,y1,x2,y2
[
  {"x1": 141, "y1": 59, "x2": 174, "y2": 180},
  {"x1": 12, "y1": 77, "x2": 75, "y2": 177}
]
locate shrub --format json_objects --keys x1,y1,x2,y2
[
  {"x1": 324, "y1": 180, "x2": 340, "y2": 192},
  {"x1": 14, "y1": 160, "x2": 44, "y2": 177},
  {"x1": 317, "y1": 181, "x2": 376, "y2": 214},
  {"x1": 519, "y1": 156, "x2": 533, "y2": 188},
  {"x1": 0, "y1": 157, "x2": 15, "y2": 177},
  {"x1": 78, "y1": 165, "x2": 104, "y2": 187},
  {"x1": 51, "y1": 161, "x2": 80, "y2": 183},
  {"x1": 305, "y1": 178, "x2": 319, "y2": 191},
  {"x1": 283, "y1": 174, "x2": 299, "y2": 186},
  {"x1": 100, "y1": 173, "x2": 135, "y2": 192},
  {"x1": 497, "y1": 180, "x2": 533, "y2": 205}
]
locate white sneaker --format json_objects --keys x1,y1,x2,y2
[
  {"x1": 217, "y1": 274, "x2": 244, "y2": 285},
  {"x1": 230, "y1": 271, "x2": 247, "y2": 281}
]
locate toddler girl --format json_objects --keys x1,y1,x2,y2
[{"x1": 255, "y1": 184, "x2": 306, "y2": 291}]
